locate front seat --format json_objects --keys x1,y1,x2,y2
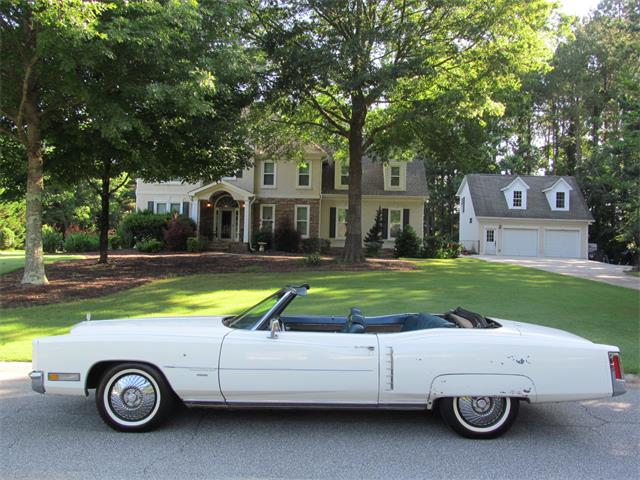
[{"x1": 342, "y1": 307, "x2": 366, "y2": 333}]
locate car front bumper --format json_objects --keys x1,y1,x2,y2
[{"x1": 29, "y1": 371, "x2": 45, "y2": 394}]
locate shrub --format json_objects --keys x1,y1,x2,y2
[
  {"x1": 64, "y1": 232, "x2": 99, "y2": 252},
  {"x1": 42, "y1": 225, "x2": 63, "y2": 253},
  {"x1": 186, "y1": 236, "x2": 207, "y2": 252},
  {"x1": 439, "y1": 242, "x2": 462, "y2": 259},
  {"x1": 302, "y1": 252, "x2": 321, "y2": 266},
  {"x1": 163, "y1": 215, "x2": 196, "y2": 251},
  {"x1": 119, "y1": 211, "x2": 171, "y2": 248},
  {"x1": 135, "y1": 238, "x2": 163, "y2": 253},
  {"x1": 301, "y1": 237, "x2": 330, "y2": 254},
  {"x1": 0, "y1": 227, "x2": 15, "y2": 250},
  {"x1": 254, "y1": 228, "x2": 273, "y2": 251},
  {"x1": 421, "y1": 235, "x2": 462, "y2": 259},
  {"x1": 0, "y1": 201, "x2": 26, "y2": 248},
  {"x1": 273, "y1": 219, "x2": 301, "y2": 252},
  {"x1": 394, "y1": 225, "x2": 420, "y2": 258},
  {"x1": 364, "y1": 207, "x2": 384, "y2": 256},
  {"x1": 108, "y1": 233, "x2": 122, "y2": 250}
]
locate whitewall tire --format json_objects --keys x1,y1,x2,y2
[
  {"x1": 96, "y1": 363, "x2": 176, "y2": 432},
  {"x1": 439, "y1": 396, "x2": 519, "y2": 439}
]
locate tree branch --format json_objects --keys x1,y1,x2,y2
[
  {"x1": 109, "y1": 173, "x2": 130, "y2": 194},
  {"x1": 304, "y1": 93, "x2": 349, "y2": 136},
  {"x1": 272, "y1": 118, "x2": 346, "y2": 137}
]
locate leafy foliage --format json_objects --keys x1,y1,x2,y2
[
  {"x1": 301, "y1": 237, "x2": 330, "y2": 254},
  {"x1": 302, "y1": 252, "x2": 322, "y2": 267},
  {"x1": 163, "y1": 216, "x2": 196, "y2": 252},
  {"x1": 119, "y1": 211, "x2": 171, "y2": 248},
  {"x1": 254, "y1": 228, "x2": 273, "y2": 251},
  {"x1": 0, "y1": 227, "x2": 15, "y2": 250},
  {"x1": 63, "y1": 232, "x2": 99, "y2": 253},
  {"x1": 0, "y1": 201, "x2": 26, "y2": 248},
  {"x1": 42, "y1": 225, "x2": 63, "y2": 254},
  {"x1": 273, "y1": 218, "x2": 301, "y2": 253},
  {"x1": 186, "y1": 237, "x2": 207, "y2": 253},
  {"x1": 394, "y1": 226, "x2": 421, "y2": 258},
  {"x1": 364, "y1": 207, "x2": 385, "y2": 256},
  {"x1": 135, "y1": 239, "x2": 163, "y2": 253}
]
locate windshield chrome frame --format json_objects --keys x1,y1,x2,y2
[{"x1": 251, "y1": 289, "x2": 297, "y2": 331}]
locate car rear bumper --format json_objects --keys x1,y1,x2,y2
[{"x1": 29, "y1": 371, "x2": 45, "y2": 394}]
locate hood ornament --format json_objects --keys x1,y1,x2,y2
[{"x1": 86, "y1": 312, "x2": 91, "y2": 322}]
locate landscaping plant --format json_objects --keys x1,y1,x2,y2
[
  {"x1": 274, "y1": 219, "x2": 301, "y2": 252},
  {"x1": 63, "y1": 232, "x2": 99, "y2": 253},
  {"x1": 364, "y1": 207, "x2": 384, "y2": 257},
  {"x1": 42, "y1": 226, "x2": 63, "y2": 254},
  {"x1": 135, "y1": 238, "x2": 163, "y2": 253},
  {"x1": 0, "y1": 227, "x2": 15, "y2": 250},
  {"x1": 394, "y1": 226, "x2": 421, "y2": 258},
  {"x1": 163, "y1": 216, "x2": 196, "y2": 251}
]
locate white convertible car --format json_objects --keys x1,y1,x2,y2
[{"x1": 30, "y1": 284, "x2": 626, "y2": 438}]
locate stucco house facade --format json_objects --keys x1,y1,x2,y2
[
  {"x1": 135, "y1": 150, "x2": 427, "y2": 250},
  {"x1": 456, "y1": 174, "x2": 593, "y2": 258}
]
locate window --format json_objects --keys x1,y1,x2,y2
[
  {"x1": 389, "y1": 209, "x2": 402, "y2": 239},
  {"x1": 486, "y1": 229, "x2": 494, "y2": 242},
  {"x1": 146, "y1": 201, "x2": 154, "y2": 212},
  {"x1": 262, "y1": 161, "x2": 275, "y2": 187},
  {"x1": 170, "y1": 203, "x2": 180, "y2": 213},
  {"x1": 260, "y1": 205, "x2": 275, "y2": 232},
  {"x1": 297, "y1": 162, "x2": 311, "y2": 187},
  {"x1": 336, "y1": 207, "x2": 348, "y2": 238},
  {"x1": 295, "y1": 205, "x2": 310, "y2": 238},
  {"x1": 556, "y1": 191, "x2": 565, "y2": 209},
  {"x1": 513, "y1": 190, "x2": 522, "y2": 207},
  {"x1": 340, "y1": 164, "x2": 349, "y2": 186},
  {"x1": 156, "y1": 203, "x2": 167, "y2": 214},
  {"x1": 390, "y1": 166, "x2": 401, "y2": 187},
  {"x1": 461, "y1": 197, "x2": 465, "y2": 213}
]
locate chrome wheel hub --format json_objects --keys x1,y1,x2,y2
[
  {"x1": 108, "y1": 373, "x2": 156, "y2": 421},
  {"x1": 457, "y1": 396, "x2": 506, "y2": 428}
]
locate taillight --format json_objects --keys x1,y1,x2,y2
[{"x1": 609, "y1": 352, "x2": 622, "y2": 380}]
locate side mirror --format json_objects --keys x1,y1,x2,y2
[{"x1": 268, "y1": 318, "x2": 281, "y2": 339}]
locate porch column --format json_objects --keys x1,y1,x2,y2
[
  {"x1": 190, "y1": 199, "x2": 199, "y2": 223},
  {"x1": 243, "y1": 198, "x2": 251, "y2": 243}
]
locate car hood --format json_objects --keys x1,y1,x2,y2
[
  {"x1": 70, "y1": 316, "x2": 231, "y2": 337},
  {"x1": 494, "y1": 318, "x2": 592, "y2": 343}
]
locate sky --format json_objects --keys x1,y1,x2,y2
[{"x1": 559, "y1": 0, "x2": 601, "y2": 18}]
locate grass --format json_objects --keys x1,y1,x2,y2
[
  {"x1": 0, "y1": 250, "x2": 85, "y2": 275},
  {"x1": 0, "y1": 258, "x2": 638, "y2": 372}
]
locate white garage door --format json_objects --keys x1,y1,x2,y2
[
  {"x1": 502, "y1": 228, "x2": 538, "y2": 257},
  {"x1": 544, "y1": 230, "x2": 580, "y2": 258}
]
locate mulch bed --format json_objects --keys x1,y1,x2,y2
[{"x1": 0, "y1": 251, "x2": 416, "y2": 309}]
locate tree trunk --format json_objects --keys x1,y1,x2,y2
[
  {"x1": 21, "y1": 96, "x2": 48, "y2": 285},
  {"x1": 342, "y1": 94, "x2": 366, "y2": 263},
  {"x1": 98, "y1": 163, "x2": 111, "y2": 264}
]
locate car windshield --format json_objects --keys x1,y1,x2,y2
[{"x1": 226, "y1": 291, "x2": 284, "y2": 330}]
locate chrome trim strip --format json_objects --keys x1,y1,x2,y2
[
  {"x1": 220, "y1": 368, "x2": 373, "y2": 373},
  {"x1": 183, "y1": 400, "x2": 427, "y2": 411},
  {"x1": 384, "y1": 347, "x2": 394, "y2": 391},
  {"x1": 252, "y1": 290, "x2": 294, "y2": 331}
]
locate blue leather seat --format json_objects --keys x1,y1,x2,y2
[
  {"x1": 401, "y1": 313, "x2": 455, "y2": 331},
  {"x1": 342, "y1": 307, "x2": 366, "y2": 333}
]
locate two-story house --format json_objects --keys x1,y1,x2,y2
[
  {"x1": 135, "y1": 148, "x2": 428, "y2": 250},
  {"x1": 456, "y1": 174, "x2": 593, "y2": 258}
]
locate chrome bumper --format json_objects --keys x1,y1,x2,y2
[{"x1": 29, "y1": 370, "x2": 45, "y2": 394}]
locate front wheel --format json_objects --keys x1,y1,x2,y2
[
  {"x1": 96, "y1": 363, "x2": 176, "y2": 432},
  {"x1": 439, "y1": 396, "x2": 519, "y2": 439}
]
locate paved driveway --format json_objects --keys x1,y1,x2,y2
[
  {"x1": 474, "y1": 255, "x2": 640, "y2": 290},
  {"x1": 1, "y1": 363, "x2": 639, "y2": 480}
]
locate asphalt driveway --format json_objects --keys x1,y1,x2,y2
[
  {"x1": 1, "y1": 363, "x2": 638, "y2": 480},
  {"x1": 474, "y1": 256, "x2": 640, "y2": 290}
]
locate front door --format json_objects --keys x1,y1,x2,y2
[
  {"x1": 484, "y1": 228, "x2": 496, "y2": 254},
  {"x1": 219, "y1": 330, "x2": 379, "y2": 404},
  {"x1": 220, "y1": 210, "x2": 232, "y2": 239}
]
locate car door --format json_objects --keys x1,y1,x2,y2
[{"x1": 219, "y1": 329, "x2": 379, "y2": 404}]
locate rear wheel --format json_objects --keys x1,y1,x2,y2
[
  {"x1": 439, "y1": 396, "x2": 518, "y2": 439},
  {"x1": 96, "y1": 363, "x2": 175, "y2": 432}
]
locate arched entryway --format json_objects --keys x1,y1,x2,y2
[{"x1": 212, "y1": 193, "x2": 239, "y2": 241}]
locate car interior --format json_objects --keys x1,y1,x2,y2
[{"x1": 279, "y1": 306, "x2": 499, "y2": 334}]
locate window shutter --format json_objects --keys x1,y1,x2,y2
[
  {"x1": 382, "y1": 208, "x2": 389, "y2": 239},
  {"x1": 329, "y1": 207, "x2": 336, "y2": 238},
  {"x1": 403, "y1": 209, "x2": 410, "y2": 228},
  {"x1": 182, "y1": 202, "x2": 190, "y2": 217},
  {"x1": 147, "y1": 201, "x2": 154, "y2": 212}
]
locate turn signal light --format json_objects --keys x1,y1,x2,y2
[
  {"x1": 609, "y1": 353, "x2": 622, "y2": 380},
  {"x1": 47, "y1": 372, "x2": 80, "y2": 382}
]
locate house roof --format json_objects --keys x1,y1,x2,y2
[
  {"x1": 322, "y1": 157, "x2": 428, "y2": 197},
  {"x1": 461, "y1": 174, "x2": 593, "y2": 221}
]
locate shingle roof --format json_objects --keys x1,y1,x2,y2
[
  {"x1": 463, "y1": 174, "x2": 593, "y2": 221},
  {"x1": 322, "y1": 158, "x2": 427, "y2": 197}
]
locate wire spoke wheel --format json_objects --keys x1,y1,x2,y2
[
  {"x1": 455, "y1": 396, "x2": 506, "y2": 428},
  {"x1": 108, "y1": 373, "x2": 157, "y2": 422},
  {"x1": 440, "y1": 396, "x2": 519, "y2": 439}
]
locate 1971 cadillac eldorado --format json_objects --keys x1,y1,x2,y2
[{"x1": 30, "y1": 284, "x2": 626, "y2": 438}]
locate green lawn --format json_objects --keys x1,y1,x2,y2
[
  {"x1": 0, "y1": 250, "x2": 85, "y2": 275},
  {"x1": 1, "y1": 258, "x2": 638, "y2": 372}
]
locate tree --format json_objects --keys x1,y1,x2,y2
[
  {"x1": 250, "y1": 0, "x2": 557, "y2": 262},
  {"x1": 364, "y1": 206, "x2": 384, "y2": 255},
  {"x1": 1, "y1": 0, "x2": 108, "y2": 284}
]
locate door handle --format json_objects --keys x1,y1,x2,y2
[{"x1": 355, "y1": 346, "x2": 375, "y2": 351}]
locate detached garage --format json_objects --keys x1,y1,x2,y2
[
  {"x1": 502, "y1": 228, "x2": 538, "y2": 257},
  {"x1": 456, "y1": 174, "x2": 594, "y2": 259}
]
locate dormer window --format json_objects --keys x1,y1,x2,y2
[
  {"x1": 513, "y1": 191, "x2": 522, "y2": 207},
  {"x1": 556, "y1": 191, "x2": 565, "y2": 209},
  {"x1": 543, "y1": 177, "x2": 572, "y2": 211},
  {"x1": 390, "y1": 166, "x2": 401, "y2": 187}
]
